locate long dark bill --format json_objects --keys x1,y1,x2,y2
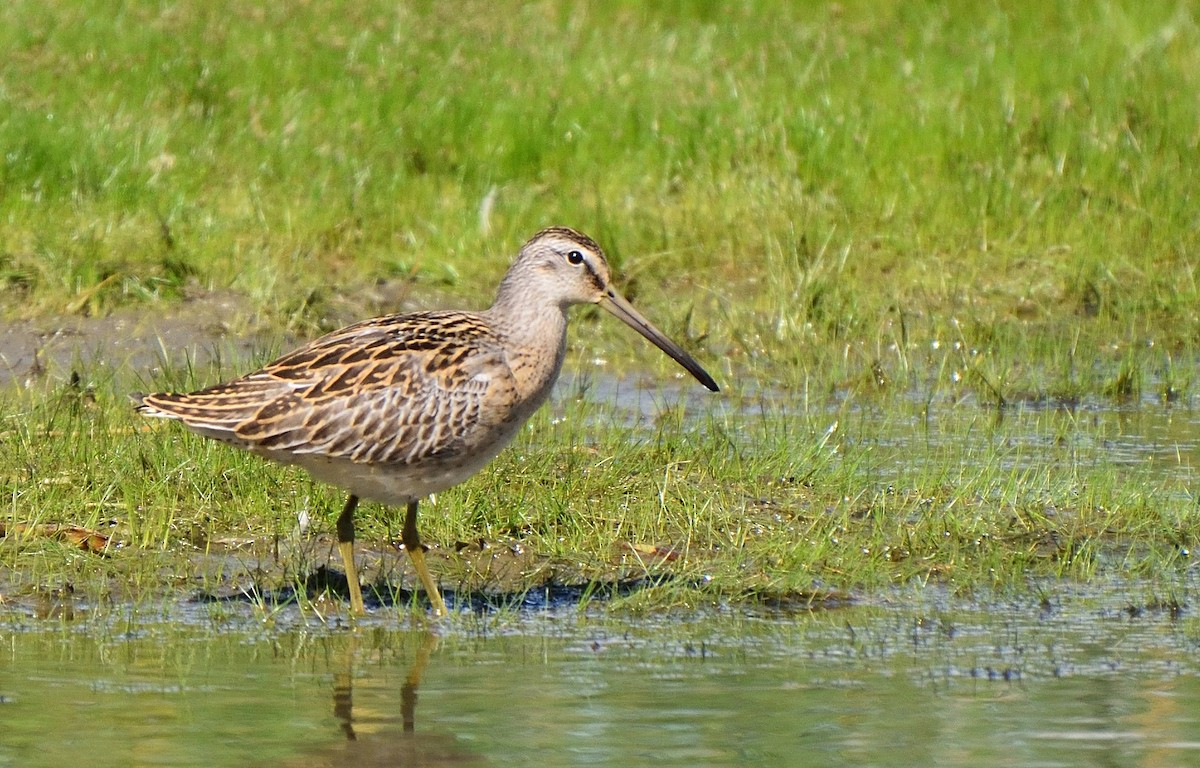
[{"x1": 599, "y1": 289, "x2": 720, "y2": 392}]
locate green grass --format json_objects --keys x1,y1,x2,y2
[
  {"x1": 1, "y1": 359, "x2": 1194, "y2": 611},
  {"x1": 2, "y1": 0, "x2": 1199, "y2": 612}
]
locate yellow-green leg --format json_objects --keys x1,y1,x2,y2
[
  {"x1": 403, "y1": 500, "x2": 448, "y2": 617},
  {"x1": 336, "y1": 494, "x2": 366, "y2": 614}
]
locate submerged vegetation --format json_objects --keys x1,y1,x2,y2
[{"x1": 2, "y1": 0, "x2": 1199, "y2": 614}]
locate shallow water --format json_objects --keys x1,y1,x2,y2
[
  {"x1": 853, "y1": 398, "x2": 1200, "y2": 484},
  {"x1": 4, "y1": 581, "x2": 1200, "y2": 768}
]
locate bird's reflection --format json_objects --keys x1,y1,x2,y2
[{"x1": 286, "y1": 631, "x2": 486, "y2": 767}]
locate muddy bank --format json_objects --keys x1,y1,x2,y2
[{"x1": 0, "y1": 292, "x2": 270, "y2": 387}]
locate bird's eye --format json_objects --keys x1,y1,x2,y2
[{"x1": 566, "y1": 250, "x2": 584, "y2": 265}]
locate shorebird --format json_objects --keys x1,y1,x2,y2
[{"x1": 133, "y1": 227, "x2": 719, "y2": 616}]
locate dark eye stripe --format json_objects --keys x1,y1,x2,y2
[{"x1": 582, "y1": 259, "x2": 604, "y2": 291}]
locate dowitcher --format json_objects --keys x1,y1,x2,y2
[{"x1": 133, "y1": 227, "x2": 718, "y2": 616}]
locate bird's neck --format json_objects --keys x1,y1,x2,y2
[{"x1": 485, "y1": 276, "x2": 571, "y2": 398}]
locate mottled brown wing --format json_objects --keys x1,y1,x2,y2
[{"x1": 138, "y1": 312, "x2": 515, "y2": 466}]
